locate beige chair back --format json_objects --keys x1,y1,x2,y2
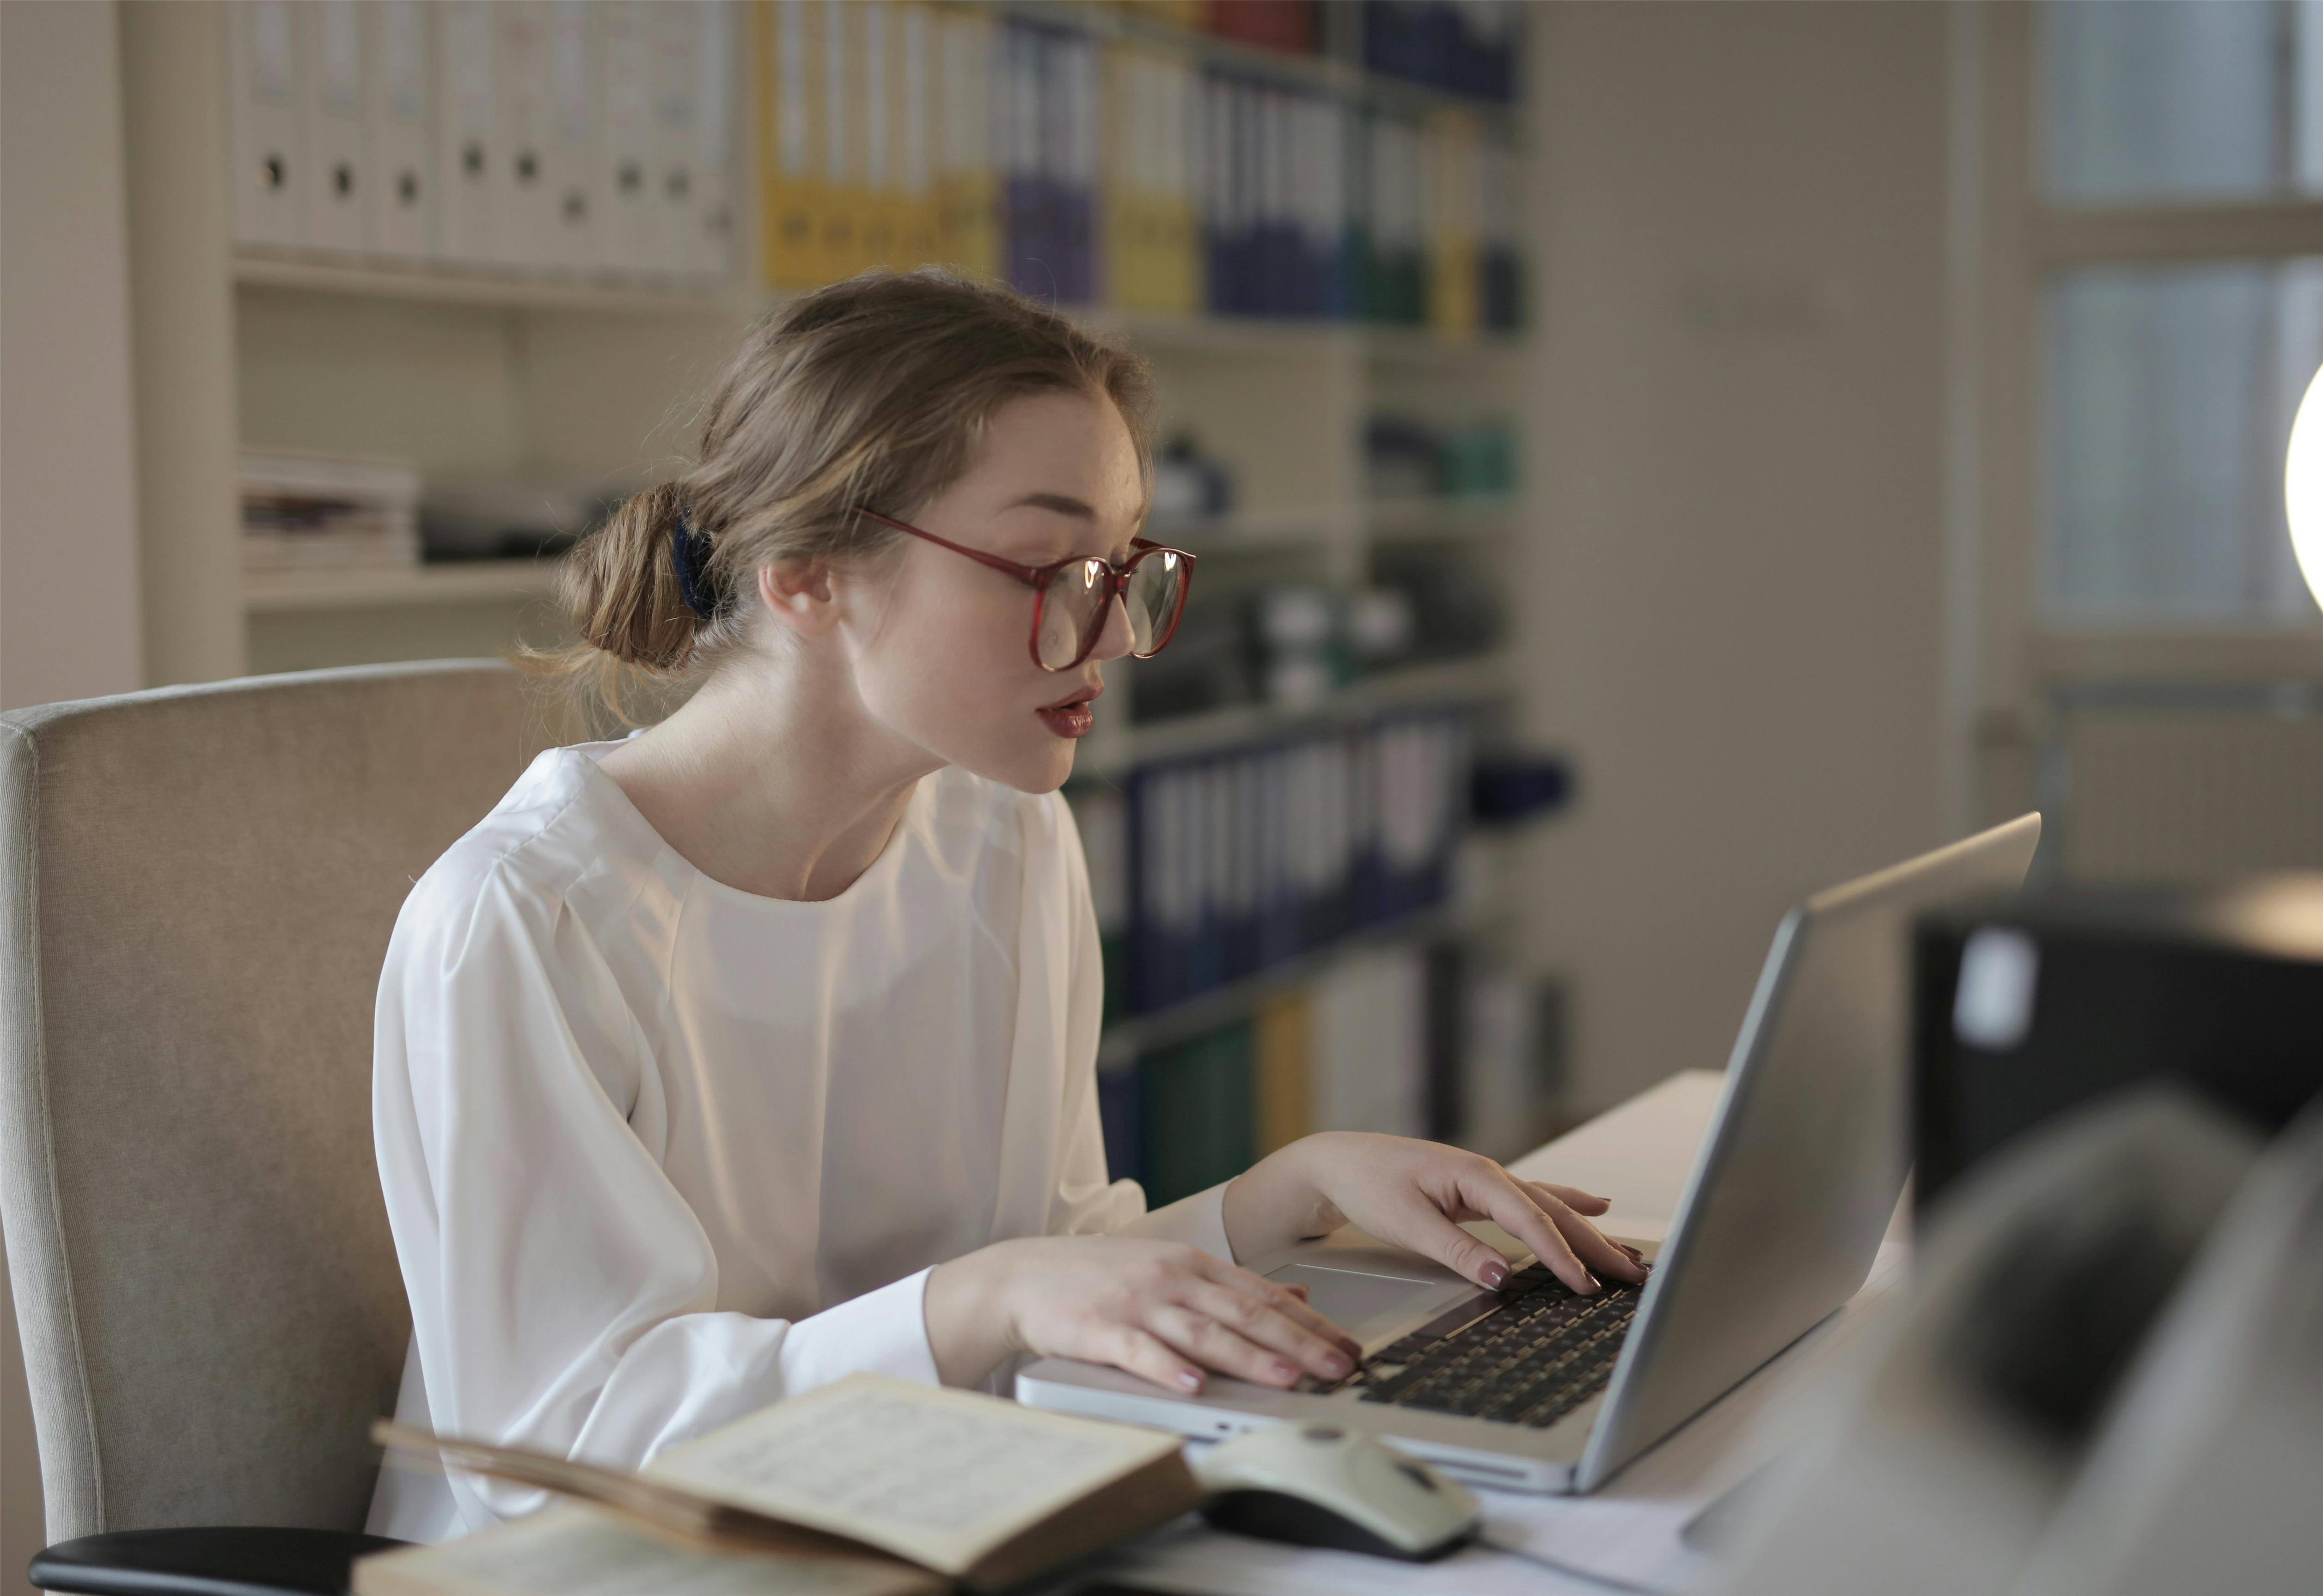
[{"x1": 0, "y1": 662, "x2": 558, "y2": 1541}]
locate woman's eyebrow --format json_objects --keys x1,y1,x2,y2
[
  {"x1": 1000, "y1": 490, "x2": 1148, "y2": 560},
  {"x1": 1002, "y1": 491, "x2": 1098, "y2": 520}
]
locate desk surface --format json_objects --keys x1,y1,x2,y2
[{"x1": 1088, "y1": 1070, "x2": 1907, "y2": 1596}]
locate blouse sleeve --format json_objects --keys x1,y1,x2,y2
[
  {"x1": 1040, "y1": 793, "x2": 1239, "y2": 1266},
  {"x1": 372, "y1": 865, "x2": 940, "y2": 1529}
]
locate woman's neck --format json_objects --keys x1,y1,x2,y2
[{"x1": 597, "y1": 651, "x2": 940, "y2": 902}]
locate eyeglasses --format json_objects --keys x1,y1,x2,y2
[{"x1": 857, "y1": 509, "x2": 1197, "y2": 673}]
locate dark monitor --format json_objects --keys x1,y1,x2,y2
[{"x1": 1912, "y1": 876, "x2": 2323, "y2": 1215}]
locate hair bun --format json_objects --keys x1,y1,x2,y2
[{"x1": 560, "y1": 483, "x2": 703, "y2": 672}]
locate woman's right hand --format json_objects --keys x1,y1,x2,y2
[{"x1": 923, "y1": 1234, "x2": 1364, "y2": 1394}]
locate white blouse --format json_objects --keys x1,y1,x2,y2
[{"x1": 367, "y1": 742, "x2": 1232, "y2": 1542}]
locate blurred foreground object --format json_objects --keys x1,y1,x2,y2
[
  {"x1": 1913, "y1": 876, "x2": 2323, "y2": 1212},
  {"x1": 1717, "y1": 1089, "x2": 2323, "y2": 1596}
]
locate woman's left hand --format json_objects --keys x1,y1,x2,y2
[{"x1": 1222, "y1": 1132, "x2": 1649, "y2": 1298}]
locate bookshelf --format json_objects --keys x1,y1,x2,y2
[
  {"x1": 1081, "y1": 650, "x2": 1514, "y2": 777},
  {"x1": 230, "y1": 251, "x2": 758, "y2": 316},
  {"x1": 1096, "y1": 901, "x2": 1470, "y2": 1069},
  {"x1": 241, "y1": 558, "x2": 561, "y2": 614},
  {"x1": 125, "y1": 0, "x2": 1544, "y2": 1155}
]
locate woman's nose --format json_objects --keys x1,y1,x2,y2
[{"x1": 1088, "y1": 587, "x2": 1137, "y2": 664}]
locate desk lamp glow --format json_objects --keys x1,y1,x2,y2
[{"x1": 2286, "y1": 362, "x2": 2323, "y2": 611}]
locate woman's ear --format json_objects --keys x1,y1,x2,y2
[{"x1": 756, "y1": 560, "x2": 840, "y2": 641}]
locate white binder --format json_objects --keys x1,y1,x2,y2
[
  {"x1": 366, "y1": 0, "x2": 434, "y2": 260},
  {"x1": 435, "y1": 0, "x2": 500, "y2": 266},
  {"x1": 691, "y1": 0, "x2": 738, "y2": 281},
  {"x1": 648, "y1": 2, "x2": 704, "y2": 280},
  {"x1": 546, "y1": 0, "x2": 600, "y2": 272},
  {"x1": 228, "y1": 0, "x2": 306, "y2": 250},
  {"x1": 594, "y1": 0, "x2": 657, "y2": 277},
  {"x1": 301, "y1": 0, "x2": 368, "y2": 254},
  {"x1": 491, "y1": 1, "x2": 559, "y2": 269}
]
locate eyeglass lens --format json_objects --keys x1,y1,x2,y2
[{"x1": 1035, "y1": 551, "x2": 1189, "y2": 670}]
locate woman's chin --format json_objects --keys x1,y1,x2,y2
[{"x1": 937, "y1": 728, "x2": 1077, "y2": 796}]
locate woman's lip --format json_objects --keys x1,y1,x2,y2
[
  {"x1": 1040, "y1": 682, "x2": 1103, "y2": 711},
  {"x1": 1037, "y1": 703, "x2": 1095, "y2": 739}
]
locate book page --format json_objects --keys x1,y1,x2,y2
[
  {"x1": 355, "y1": 1507, "x2": 934, "y2": 1596},
  {"x1": 645, "y1": 1376, "x2": 1180, "y2": 1575}
]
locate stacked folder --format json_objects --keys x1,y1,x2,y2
[
  {"x1": 1066, "y1": 708, "x2": 1473, "y2": 1026},
  {"x1": 1119, "y1": 710, "x2": 1470, "y2": 1017},
  {"x1": 747, "y1": 2, "x2": 1525, "y2": 330},
  {"x1": 1099, "y1": 939, "x2": 1563, "y2": 1200},
  {"x1": 1100, "y1": 941, "x2": 1442, "y2": 1205},
  {"x1": 226, "y1": 0, "x2": 735, "y2": 284}
]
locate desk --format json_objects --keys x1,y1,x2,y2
[{"x1": 1080, "y1": 1071, "x2": 1909, "y2": 1596}]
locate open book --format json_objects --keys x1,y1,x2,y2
[{"x1": 355, "y1": 1375, "x2": 1201, "y2": 1595}]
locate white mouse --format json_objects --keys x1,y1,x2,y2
[{"x1": 1193, "y1": 1422, "x2": 1482, "y2": 1562}]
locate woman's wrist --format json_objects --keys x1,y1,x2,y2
[
  {"x1": 1223, "y1": 1136, "x2": 1346, "y2": 1262},
  {"x1": 924, "y1": 1243, "x2": 1021, "y2": 1387}
]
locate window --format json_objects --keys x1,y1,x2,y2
[
  {"x1": 2044, "y1": 259, "x2": 2323, "y2": 623},
  {"x1": 2043, "y1": 0, "x2": 2323, "y2": 205},
  {"x1": 2029, "y1": 0, "x2": 2323, "y2": 628}
]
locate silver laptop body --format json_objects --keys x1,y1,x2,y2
[{"x1": 1017, "y1": 815, "x2": 2042, "y2": 1492}]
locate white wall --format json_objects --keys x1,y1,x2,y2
[
  {"x1": 0, "y1": 0, "x2": 144, "y2": 712},
  {"x1": 1514, "y1": 1, "x2": 1957, "y2": 1114},
  {"x1": 1, "y1": 3, "x2": 146, "y2": 1583}
]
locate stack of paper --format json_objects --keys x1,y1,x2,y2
[{"x1": 239, "y1": 449, "x2": 422, "y2": 575}]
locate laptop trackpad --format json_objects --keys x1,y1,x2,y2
[{"x1": 1266, "y1": 1261, "x2": 1442, "y2": 1330}]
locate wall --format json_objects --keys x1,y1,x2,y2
[
  {"x1": 0, "y1": 0, "x2": 144, "y2": 712},
  {"x1": 1513, "y1": 1, "x2": 1958, "y2": 1114},
  {"x1": 1, "y1": 3, "x2": 146, "y2": 1584}
]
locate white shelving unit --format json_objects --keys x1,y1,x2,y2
[
  {"x1": 130, "y1": 3, "x2": 1528, "y2": 761},
  {"x1": 1079, "y1": 652, "x2": 1516, "y2": 779},
  {"x1": 241, "y1": 560, "x2": 562, "y2": 615}
]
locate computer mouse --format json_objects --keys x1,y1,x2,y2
[{"x1": 1193, "y1": 1422, "x2": 1482, "y2": 1562}]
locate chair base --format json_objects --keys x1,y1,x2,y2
[{"x1": 30, "y1": 1527, "x2": 409, "y2": 1596}]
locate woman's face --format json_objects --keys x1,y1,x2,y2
[{"x1": 840, "y1": 388, "x2": 1145, "y2": 794}]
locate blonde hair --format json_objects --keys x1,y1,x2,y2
[{"x1": 538, "y1": 269, "x2": 1155, "y2": 719}]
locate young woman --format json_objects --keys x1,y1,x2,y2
[{"x1": 368, "y1": 271, "x2": 1643, "y2": 1541}]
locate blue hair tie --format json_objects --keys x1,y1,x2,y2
[{"x1": 670, "y1": 507, "x2": 720, "y2": 621}]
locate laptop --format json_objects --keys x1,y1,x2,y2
[{"x1": 1018, "y1": 815, "x2": 2043, "y2": 1492}]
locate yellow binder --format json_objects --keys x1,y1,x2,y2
[
  {"x1": 758, "y1": 0, "x2": 826, "y2": 288},
  {"x1": 1255, "y1": 991, "x2": 1313, "y2": 1157},
  {"x1": 825, "y1": 0, "x2": 868, "y2": 280},
  {"x1": 897, "y1": 3, "x2": 940, "y2": 267},
  {"x1": 935, "y1": 6, "x2": 1000, "y2": 281},
  {"x1": 1426, "y1": 109, "x2": 1481, "y2": 339},
  {"x1": 1103, "y1": 42, "x2": 1198, "y2": 315}
]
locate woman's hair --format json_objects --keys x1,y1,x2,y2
[{"x1": 537, "y1": 268, "x2": 1155, "y2": 717}]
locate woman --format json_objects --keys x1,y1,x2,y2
[{"x1": 369, "y1": 271, "x2": 1643, "y2": 1541}]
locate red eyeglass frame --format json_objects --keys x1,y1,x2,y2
[{"x1": 856, "y1": 508, "x2": 1198, "y2": 673}]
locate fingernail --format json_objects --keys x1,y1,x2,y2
[
  {"x1": 1583, "y1": 1272, "x2": 1602, "y2": 1293},
  {"x1": 1620, "y1": 1245, "x2": 1643, "y2": 1262},
  {"x1": 1321, "y1": 1352, "x2": 1352, "y2": 1377},
  {"x1": 1481, "y1": 1261, "x2": 1510, "y2": 1290},
  {"x1": 1273, "y1": 1361, "x2": 1301, "y2": 1383},
  {"x1": 1177, "y1": 1371, "x2": 1204, "y2": 1393}
]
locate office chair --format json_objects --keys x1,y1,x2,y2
[{"x1": 0, "y1": 663, "x2": 557, "y2": 1595}]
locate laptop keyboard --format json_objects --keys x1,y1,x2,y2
[{"x1": 1345, "y1": 1263, "x2": 1642, "y2": 1429}]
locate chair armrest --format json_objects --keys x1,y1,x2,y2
[{"x1": 29, "y1": 1527, "x2": 409, "y2": 1596}]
